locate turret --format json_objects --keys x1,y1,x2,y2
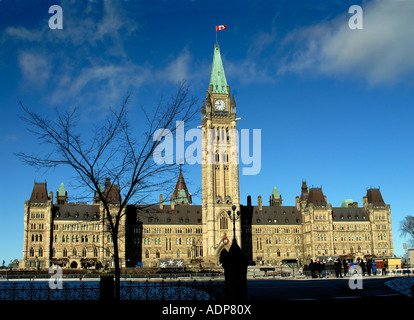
[
  {"x1": 56, "y1": 182, "x2": 67, "y2": 205},
  {"x1": 269, "y1": 187, "x2": 282, "y2": 206}
]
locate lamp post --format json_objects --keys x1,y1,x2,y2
[{"x1": 227, "y1": 205, "x2": 240, "y2": 242}]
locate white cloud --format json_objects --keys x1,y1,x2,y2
[
  {"x1": 158, "y1": 49, "x2": 192, "y2": 83},
  {"x1": 224, "y1": 28, "x2": 279, "y2": 85},
  {"x1": 18, "y1": 51, "x2": 50, "y2": 85},
  {"x1": 48, "y1": 62, "x2": 151, "y2": 112},
  {"x1": 8, "y1": 0, "x2": 202, "y2": 116},
  {"x1": 278, "y1": 0, "x2": 414, "y2": 85},
  {"x1": 6, "y1": 0, "x2": 148, "y2": 115}
]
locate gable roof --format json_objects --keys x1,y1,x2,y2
[
  {"x1": 241, "y1": 205, "x2": 302, "y2": 226},
  {"x1": 129, "y1": 204, "x2": 202, "y2": 225},
  {"x1": 332, "y1": 207, "x2": 369, "y2": 222}
]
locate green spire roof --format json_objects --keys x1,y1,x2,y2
[
  {"x1": 272, "y1": 187, "x2": 281, "y2": 199},
  {"x1": 177, "y1": 189, "x2": 189, "y2": 204},
  {"x1": 57, "y1": 182, "x2": 66, "y2": 196},
  {"x1": 209, "y1": 45, "x2": 228, "y2": 94}
]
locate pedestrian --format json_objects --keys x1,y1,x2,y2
[
  {"x1": 321, "y1": 261, "x2": 326, "y2": 278},
  {"x1": 367, "y1": 259, "x2": 372, "y2": 276},
  {"x1": 372, "y1": 260, "x2": 377, "y2": 276},
  {"x1": 317, "y1": 259, "x2": 322, "y2": 278},
  {"x1": 343, "y1": 260, "x2": 348, "y2": 277},
  {"x1": 349, "y1": 260, "x2": 355, "y2": 275},
  {"x1": 382, "y1": 260, "x2": 387, "y2": 276},
  {"x1": 310, "y1": 259, "x2": 316, "y2": 278},
  {"x1": 360, "y1": 260, "x2": 365, "y2": 276},
  {"x1": 335, "y1": 259, "x2": 342, "y2": 278}
]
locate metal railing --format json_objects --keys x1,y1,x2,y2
[
  {"x1": 0, "y1": 272, "x2": 224, "y2": 281},
  {"x1": 0, "y1": 279, "x2": 225, "y2": 301}
]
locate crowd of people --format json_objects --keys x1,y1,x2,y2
[{"x1": 308, "y1": 258, "x2": 388, "y2": 278}]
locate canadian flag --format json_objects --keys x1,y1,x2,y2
[{"x1": 216, "y1": 25, "x2": 227, "y2": 31}]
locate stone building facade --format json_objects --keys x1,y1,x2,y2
[
  {"x1": 22, "y1": 44, "x2": 394, "y2": 269},
  {"x1": 23, "y1": 179, "x2": 126, "y2": 269},
  {"x1": 240, "y1": 182, "x2": 393, "y2": 266}
]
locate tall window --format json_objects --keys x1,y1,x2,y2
[{"x1": 220, "y1": 215, "x2": 228, "y2": 229}]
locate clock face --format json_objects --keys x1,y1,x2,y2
[{"x1": 215, "y1": 99, "x2": 226, "y2": 111}]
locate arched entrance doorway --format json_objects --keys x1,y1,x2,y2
[{"x1": 70, "y1": 261, "x2": 78, "y2": 268}]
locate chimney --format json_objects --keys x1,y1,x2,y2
[
  {"x1": 105, "y1": 177, "x2": 111, "y2": 190},
  {"x1": 295, "y1": 196, "x2": 300, "y2": 210},
  {"x1": 171, "y1": 194, "x2": 175, "y2": 210},
  {"x1": 363, "y1": 196, "x2": 368, "y2": 208},
  {"x1": 258, "y1": 196, "x2": 262, "y2": 211},
  {"x1": 159, "y1": 194, "x2": 164, "y2": 211},
  {"x1": 247, "y1": 195, "x2": 252, "y2": 210}
]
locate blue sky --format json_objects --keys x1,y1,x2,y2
[{"x1": 1, "y1": 0, "x2": 414, "y2": 264}]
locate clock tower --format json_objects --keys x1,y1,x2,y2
[{"x1": 201, "y1": 44, "x2": 241, "y2": 263}]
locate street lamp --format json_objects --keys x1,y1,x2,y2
[{"x1": 227, "y1": 205, "x2": 240, "y2": 241}]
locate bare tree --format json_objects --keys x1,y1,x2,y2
[
  {"x1": 16, "y1": 82, "x2": 198, "y2": 300},
  {"x1": 400, "y1": 215, "x2": 414, "y2": 247}
]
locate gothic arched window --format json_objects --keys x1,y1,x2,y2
[{"x1": 220, "y1": 215, "x2": 228, "y2": 229}]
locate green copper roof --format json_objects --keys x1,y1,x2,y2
[
  {"x1": 177, "y1": 189, "x2": 189, "y2": 203},
  {"x1": 341, "y1": 199, "x2": 354, "y2": 207},
  {"x1": 57, "y1": 182, "x2": 66, "y2": 196},
  {"x1": 209, "y1": 45, "x2": 228, "y2": 94},
  {"x1": 272, "y1": 187, "x2": 281, "y2": 199}
]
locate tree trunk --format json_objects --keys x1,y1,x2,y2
[{"x1": 113, "y1": 230, "x2": 121, "y2": 300}]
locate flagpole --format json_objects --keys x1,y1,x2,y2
[{"x1": 216, "y1": 27, "x2": 218, "y2": 45}]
